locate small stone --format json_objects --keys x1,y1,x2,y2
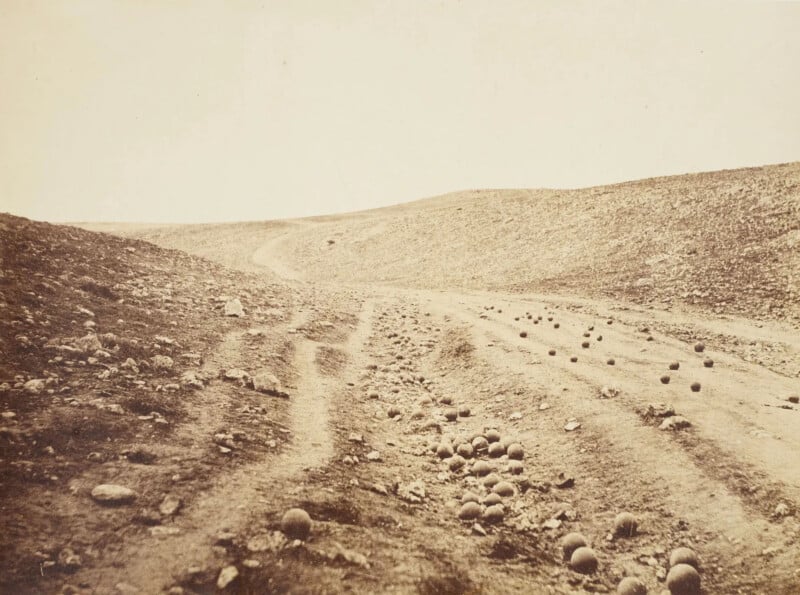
[
  {"x1": 366, "y1": 450, "x2": 381, "y2": 461},
  {"x1": 159, "y1": 494, "x2": 182, "y2": 517},
  {"x1": 23, "y1": 379, "x2": 46, "y2": 394},
  {"x1": 216, "y1": 565, "x2": 239, "y2": 589},
  {"x1": 774, "y1": 502, "x2": 791, "y2": 517},
  {"x1": 150, "y1": 355, "x2": 174, "y2": 370},
  {"x1": 564, "y1": 420, "x2": 581, "y2": 432},
  {"x1": 659, "y1": 416, "x2": 691, "y2": 431},
  {"x1": 472, "y1": 523, "x2": 487, "y2": 536},
  {"x1": 91, "y1": 484, "x2": 137, "y2": 505},
  {"x1": 224, "y1": 299, "x2": 245, "y2": 317},
  {"x1": 252, "y1": 370, "x2": 282, "y2": 395}
]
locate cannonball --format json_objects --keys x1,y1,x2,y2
[
  {"x1": 548, "y1": 349, "x2": 557, "y2": 356},
  {"x1": 483, "y1": 472, "x2": 502, "y2": 488},
  {"x1": 607, "y1": 319, "x2": 613, "y2": 325},
  {"x1": 458, "y1": 405, "x2": 471, "y2": 417},
  {"x1": 693, "y1": 342, "x2": 705, "y2": 353},
  {"x1": 669, "y1": 361, "x2": 680, "y2": 370},
  {"x1": 617, "y1": 576, "x2": 647, "y2": 595},
  {"x1": 440, "y1": 396, "x2": 453, "y2": 405},
  {"x1": 554, "y1": 323, "x2": 560, "y2": 329},
  {"x1": 613, "y1": 512, "x2": 638, "y2": 537},
  {"x1": 482, "y1": 492, "x2": 502, "y2": 506},
  {"x1": 387, "y1": 406, "x2": 401, "y2": 418},
  {"x1": 561, "y1": 532, "x2": 588, "y2": 560},
  {"x1": 570, "y1": 546, "x2": 598, "y2": 574},
  {"x1": 448, "y1": 454, "x2": 466, "y2": 471},
  {"x1": 456, "y1": 443, "x2": 474, "y2": 458},
  {"x1": 669, "y1": 547, "x2": 699, "y2": 569},
  {"x1": 666, "y1": 564, "x2": 700, "y2": 595},
  {"x1": 582, "y1": 341, "x2": 590, "y2": 349},
  {"x1": 583, "y1": 332, "x2": 591, "y2": 337},
  {"x1": 570, "y1": 356, "x2": 578, "y2": 362},
  {"x1": 597, "y1": 335, "x2": 603, "y2": 342},
  {"x1": 534, "y1": 319, "x2": 539, "y2": 324},
  {"x1": 488, "y1": 442, "x2": 506, "y2": 458},
  {"x1": 472, "y1": 436, "x2": 489, "y2": 451},
  {"x1": 444, "y1": 409, "x2": 458, "y2": 421},
  {"x1": 607, "y1": 358, "x2": 615, "y2": 366},
  {"x1": 458, "y1": 501, "x2": 482, "y2": 520},
  {"x1": 520, "y1": 331, "x2": 528, "y2": 338},
  {"x1": 436, "y1": 442, "x2": 454, "y2": 459},
  {"x1": 588, "y1": 325, "x2": 594, "y2": 331},
  {"x1": 506, "y1": 443, "x2": 524, "y2": 460},
  {"x1": 508, "y1": 460, "x2": 524, "y2": 475},
  {"x1": 690, "y1": 382, "x2": 701, "y2": 392},
  {"x1": 280, "y1": 508, "x2": 312, "y2": 540},
  {"x1": 485, "y1": 429, "x2": 501, "y2": 443},
  {"x1": 660, "y1": 375, "x2": 671, "y2": 384},
  {"x1": 472, "y1": 460, "x2": 492, "y2": 477},
  {"x1": 703, "y1": 358, "x2": 714, "y2": 368},
  {"x1": 547, "y1": 316, "x2": 553, "y2": 322},
  {"x1": 461, "y1": 491, "x2": 480, "y2": 503},
  {"x1": 482, "y1": 504, "x2": 505, "y2": 524},
  {"x1": 493, "y1": 481, "x2": 515, "y2": 497}
]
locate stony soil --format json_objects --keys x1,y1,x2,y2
[{"x1": 3, "y1": 164, "x2": 800, "y2": 594}]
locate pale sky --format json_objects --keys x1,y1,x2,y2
[{"x1": 1, "y1": 1, "x2": 799, "y2": 223}]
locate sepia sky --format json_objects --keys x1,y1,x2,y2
[{"x1": 1, "y1": 1, "x2": 799, "y2": 223}]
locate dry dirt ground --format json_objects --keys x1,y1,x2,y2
[{"x1": 3, "y1": 164, "x2": 800, "y2": 594}]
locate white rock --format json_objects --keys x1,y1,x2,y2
[
  {"x1": 91, "y1": 484, "x2": 137, "y2": 505},
  {"x1": 150, "y1": 355, "x2": 174, "y2": 370},
  {"x1": 217, "y1": 565, "x2": 239, "y2": 589},
  {"x1": 251, "y1": 370, "x2": 282, "y2": 395},
  {"x1": 23, "y1": 379, "x2": 46, "y2": 394},
  {"x1": 224, "y1": 298, "x2": 245, "y2": 317}
]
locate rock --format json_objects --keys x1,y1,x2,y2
[
  {"x1": 159, "y1": 495, "x2": 182, "y2": 517},
  {"x1": 348, "y1": 433, "x2": 364, "y2": 443},
  {"x1": 280, "y1": 508, "x2": 312, "y2": 540},
  {"x1": 224, "y1": 298, "x2": 245, "y2": 317},
  {"x1": 660, "y1": 416, "x2": 691, "y2": 431},
  {"x1": 644, "y1": 403, "x2": 675, "y2": 418},
  {"x1": 366, "y1": 450, "x2": 381, "y2": 461},
  {"x1": 251, "y1": 370, "x2": 283, "y2": 395},
  {"x1": 91, "y1": 484, "x2": 137, "y2": 505},
  {"x1": 458, "y1": 501, "x2": 482, "y2": 520},
  {"x1": 58, "y1": 547, "x2": 82, "y2": 570},
  {"x1": 224, "y1": 368, "x2": 249, "y2": 381},
  {"x1": 614, "y1": 512, "x2": 638, "y2": 537},
  {"x1": 150, "y1": 355, "x2": 174, "y2": 370},
  {"x1": 617, "y1": 576, "x2": 647, "y2": 595},
  {"x1": 75, "y1": 333, "x2": 103, "y2": 353},
  {"x1": 570, "y1": 546, "x2": 598, "y2": 574},
  {"x1": 561, "y1": 532, "x2": 588, "y2": 560},
  {"x1": 387, "y1": 406, "x2": 401, "y2": 418},
  {"x1": 666, "y1": 563, "x2": 700, "y2": 595},
  {"x1": 397, "y1": 480, "x2": 426, "y2": 503},
  {"x1": 23, "y1": 379, "x2": 46, "y2": 394},
  {"x1": 669, "y1": 547, "x2": 699, "y2": 569},
  {"x1": 774, "y1": 502, "x2": 792, "y2": 517},
  {"x1": 564, "y1": 420, "x2": 581, "y2": 432},
  {"x1": 216, "y1": 565, "x2": 239, "y2": 589},
  {"x1": 472, "y1": 523, "x2": 487, "y2": 536},
  {"x1": 600, "y1": 386, "x2": 620, "y2": 398}
]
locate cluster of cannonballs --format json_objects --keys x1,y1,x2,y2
[
  {"x1": 659, "y1": 342, "x2": 712, "y2": 392},
  {"x1": 431, "y1": 426, "x2": 525, "y2": 526},
  {"x1": 561, "y1": 514, "x2": 702, "y2": 594}
]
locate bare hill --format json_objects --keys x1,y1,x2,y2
[{"x1": 274, "y1": 162, "x2": 800, "y2": 322}]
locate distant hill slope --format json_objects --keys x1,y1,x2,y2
[{"x1": 277, "y1": 162, "x2": 800, "y2": 322}]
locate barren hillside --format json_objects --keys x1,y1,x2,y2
[
  {"x1": 3, "y1": 163, "x2": 800, "y2": 595},
  {"x1": 275, "y1": 162, "x2": 800, "y2": 323}
]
